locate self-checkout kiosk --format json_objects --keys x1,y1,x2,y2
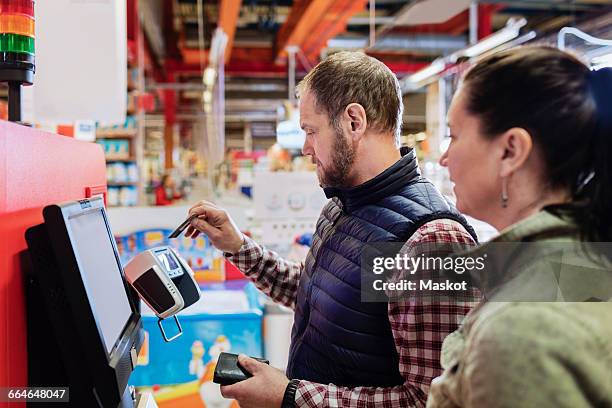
[
  {"x1": 25, "y1": 195, "x2": 202, "y2": 407},
  {"x1": 26, "y1": 197, "x2": 149, "y2": 407},
  {"x1": 0, "y1": 123, "x2": 202, "y2": 407},
  {"x1": 0, "y1": 122, "x2": 109, "y2": 405},
  {"x1": 0, "y1": 122, "x2": 168, "y2": 407}
]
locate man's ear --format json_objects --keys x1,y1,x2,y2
[
  {"x1": 343, "y1": 103, "x2": 367, "y2": 140},
  {"x1": 498, "y1": 127, "x2": 533, "y2": 178}
]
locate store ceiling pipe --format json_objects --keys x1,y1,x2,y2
[
  {"x1": 469, "y1": 0, "x2": 478, "y2": 44},
  {"x1": 328, "y1": 34, "x2": 467, "y2": 52},
  {"x1": 481, "y1": 0, "x2": 600, "y2": 12},
  {"x1": 226, "y1": 83, "x2": 288, "y2": 92}
]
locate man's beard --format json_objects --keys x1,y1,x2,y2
[{"x1": 317, "y1": 130, "x2": 355, "y2": 188}]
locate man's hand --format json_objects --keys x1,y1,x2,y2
[
  {"x1": 220, "y1": 354, "x2": 289, "y2": 408},
  {"x1": 185, "y1": 200, "x2": 244, "y2": 254}
]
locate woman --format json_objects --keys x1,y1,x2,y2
[
  {"x1": 427, "y1": 46, "x2": 612, "y2": 407},
  {"x1": 155, "y1": 173, "x2": 182, "y2": 206}
]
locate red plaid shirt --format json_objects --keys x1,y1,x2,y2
[{"x1": 226, "y1": 219, "x2": 478, "y2": 407}]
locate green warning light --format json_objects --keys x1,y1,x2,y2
[{"x1": 0, "y1": 32, "x2": 34, "y2": 54}]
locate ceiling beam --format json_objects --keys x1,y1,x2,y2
[
  {"x1": 180, "y1": 47, "x2": 209, "y2": 66},
  {"x1": 374, "y1": 0, "x2": 419, "y2": 39},
  {"x1": 478, "y1": 4, "x2": 497, "y2": 39},
  {"x1": 387, "y1": 10, "x2": 470, "y2": 35},
  {"x1": 139, "y1": 0, "x2": 166, "y2": 62},
  {"x1": 231, "y1": 47, "x2": 274, "y2": 62},
  {"x1": 218, "y1": 0, "x2": 243, "y2": 64},
  {"x1": 163, "y1": 0, "x2": 181, "y2": 61},
  {"x1": 178, "y1": 46, "x2": 276, "y2": 66},
  {"x1": 274, "y1": 0, "x2": 335, "y2": 64},
  {"x1": 301, "y1": 0, "x2": 369, "y2": 61}
]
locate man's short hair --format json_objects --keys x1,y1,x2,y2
[{"x1": 296, "y1": 51, "x2": 403, "y2": 143}]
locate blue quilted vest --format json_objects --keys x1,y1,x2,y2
[{"x1": 286, "y1": 149, "x2": 477, "y2": 387}]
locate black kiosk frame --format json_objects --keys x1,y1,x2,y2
[{"x1": 25, "y1": 197, "x2": 144, "y2": 407}]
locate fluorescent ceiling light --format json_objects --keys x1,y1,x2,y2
[
  {"x1": 407, "y1": 59, "x2": 445, "y2": 84},
  {"x1": 592, "y1": 63, "x2": 612, "y2": 71},
  {"x1": 203, "y1": 67, "x2": 216, "y2": 87},
  {"x1": 202, "y1": 90, "x2": 213, "y2": 104},
  {"x1": 460, "y1": 18, "x2": 526, "y2": 58},
  {"x1": 585, "y1": 45, "x2": 612, "y2": 60},
  {"x1": 462, "y1": 30, "x2": 517, "y2": 57},
  {"x1": 591, "y1": 53, "x2": 612, "y2": 66},
  {"x1": 558, "y1": 27, "x2": 612, "y2": 51},
  {"x1": 209, "y1": 28, "x2": 228, "y2": 66},
  {"x1": 401, "y1": 19, "x2": 528, "y2": 93}
]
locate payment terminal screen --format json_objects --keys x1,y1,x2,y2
[
  {"x1": 68, "y1": 209, "x2": 133, "y2": 354},
  {"x1": 156, "y1": 250, "x2": 179, "y2": 271}
]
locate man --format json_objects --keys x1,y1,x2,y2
[{"x1": 185, "y1": 51, "x2": 478, "y2": 408}]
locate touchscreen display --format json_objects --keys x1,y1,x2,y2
[{"x1": 68, "y1": 209, "x2": 133, "y2": 354}]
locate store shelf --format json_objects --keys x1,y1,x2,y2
[
  {"x1": 107, "y1": 181, "x2": 139, "y2": 186},
  {"x1": 96, "y1": 129, "x2": 137, "y2": 138},
  {"x1": 106, "y1": 157, "x2": 136, "y2": 162}
]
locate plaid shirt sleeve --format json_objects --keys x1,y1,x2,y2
[
  {"x1": 225, "y1": 235, "x2": 303, "y2": 310},
  {"x1": 295, "y1": 218, "x2": 480, "y2": 408}
]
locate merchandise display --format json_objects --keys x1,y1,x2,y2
[
  {"x1": 97, "y1": 120, "x2": 140, "y2": 206},
  {"x1": 130, "y1": 280, "x2": 264, "y2": 407}
]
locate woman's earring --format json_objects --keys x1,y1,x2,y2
[{"x1": 501, "y1": 178, "x2": 509, "y2": 208}]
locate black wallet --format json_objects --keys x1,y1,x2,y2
[{"x1": 213, "y1": 352, "x2": 270, "y2": 385}]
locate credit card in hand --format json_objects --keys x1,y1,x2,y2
[{"x1": 168, "y1": 214, "x2": 197, "y2": 238}]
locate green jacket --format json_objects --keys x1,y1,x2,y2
[{"x1": 426, "y1": 210, "x2": 612, "y2": 408}]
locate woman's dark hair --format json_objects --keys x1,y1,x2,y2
[
  {"x1": 462, "y1": 46, "x2": 612, "y2": 242},
  {"x1": 160, "y1": 174, "x2": 170, "y2": 186}
]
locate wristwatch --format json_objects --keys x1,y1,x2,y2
[{"x1": 281, "y1": 379, "x2": 300, "y2": 408}]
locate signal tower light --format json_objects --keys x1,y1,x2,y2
[{"x1": 0, "y1": 0, "x2": 35, "y2": 122}]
